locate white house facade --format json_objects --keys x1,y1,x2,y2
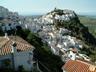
[{"x1": 0, "y1": 35, "x2": 35, "y2": 71}]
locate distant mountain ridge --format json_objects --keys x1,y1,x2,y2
[{"x1": 0, "y1": 6, "x2": 19, "y2": 20}]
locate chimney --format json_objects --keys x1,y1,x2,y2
[
  {"x1": 4, "y1": 33, "x2": 9, "y2": 40},
  {"x1": 11, "y1": 41, "x2": 17, "y2": 53}
]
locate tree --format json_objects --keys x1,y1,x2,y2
[
  {"x1": 18, "y1": 65, "x2": 27, "y2": 72},
  {"x1": 0, "y1": 26, "x2": 4, "y2": 36},
  {"x1": 16, "y1": 28, "x2": 64, "y2": 72}
]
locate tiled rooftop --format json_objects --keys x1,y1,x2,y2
[
  {"x1": 0, "y1": 36, "x2": 34, "y2": 56},
  {"x1": 62, "y1": 60, "x2": 96, "y2": 72}
]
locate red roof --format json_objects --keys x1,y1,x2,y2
[
  {"x1": 62, "y1": 60, "x2": 96, "y2": 72},
  {"x1": 0, "y1": 36, "x2": 34, "y2": 56}
]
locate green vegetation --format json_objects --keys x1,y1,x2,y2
[
  {"x1": 0, "y1": 26, "x2": 63, "y2": 72},
  {"x1": 79, "y1": 15, "x2": 96, "y2": 38},
  {"x1": 0, "y1": 26, "x2": 4, "y2": 36},
  {"x1": 54, "y1": 12, "x2": 96, "y2": 62},
  {"x1": 79, "y1": 16, "x2": 96, "y2": 61},
  {"x1": 17, "y1": 65, "x2": 27, "y2": 72},
  {"x1": 0, "y1": 59, "x2": 13, "y2": 72},
  {"x1": 15, "y1": 28, "x2": 63, "y2": 72},
  {"x1": 79, "y1": 15, "x2": 96, "y2": 25}
]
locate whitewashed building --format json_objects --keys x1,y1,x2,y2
[
  {"x1": 0, "y1": 18, "x2": 21, "y2": 32},
  {"x1": 0, "y1": 35, "x2": 35, "y2": 71}
]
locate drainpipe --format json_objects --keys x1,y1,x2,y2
[
  {"x1": 11, "y1": 53, "x2": 15, "y2": 71},
  {"x1": 11, "y1": 42, "x2": 17, "y2": 71}
]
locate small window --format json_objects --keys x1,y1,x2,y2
[
  {"x1": 9, "y1": 24, "x2": 11, "y2": 26},
  {"x1": 29, "y1": 52, "x2": 33, "y2": 55},
  {"x1": 17, "y1": 49, "x2": 21, "y2": 52},
  {"x1": 1, "y1": 59, "x2": 11, "y2": 67},
  {"x1": 70, "y1": 55, "x2": 72, "y2": 58}
]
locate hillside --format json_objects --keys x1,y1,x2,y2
[
  {"x1": 79, "y1": 15, "x2": 96, "y2": 37},
  {"x1": 79, "y1": 15, "x2": 96, "y2": 25},
  {"x1": 0, "y1": 6, "x2": 96, "y2": 71},
  {"x1": 40, "y1": 9, "x2": 96, "y2": 46},
  {"x1": 33, "y1": 8, "x2": 96, "y2": 62},
  {"x1": 3, "y1": 7, "x2": 96, "y2": 71},
  {"x1": 0, "y1": 6, "x2": 20, "y2": 28}
]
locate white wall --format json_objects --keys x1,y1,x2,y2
[
  {"x1": 14, "y1": 50, "x2": 33, "y2": 71},
  {"x1": 0, "y1": 50, "x2": 34, "y2": 71},
  {"x1": 68, "y1": 51, "x2": 76, "y2": 60},
  {"x1": 0, "y1": 54, "x2": 12, "y2": 68}
]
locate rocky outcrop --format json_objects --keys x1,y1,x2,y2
[{"x1": 0, "y1": 6, "x2": 19, "y2": 19}]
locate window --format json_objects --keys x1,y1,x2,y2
[
  {"x1": 17, "y1": 49, "x2": 21, "y2": 52},
  {"x1": 1, "y1": 59, "x2": 11, "y2": 68},
  {"x1": 29, "y1": 52, "x2": 33, "y2": 55}
]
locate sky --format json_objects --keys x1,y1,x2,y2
[{"x1": 0, "y1": 0, "x2": 96, "y2": 15}]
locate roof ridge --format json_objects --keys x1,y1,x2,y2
[{"x1": 15, "y1": 41, "x2": 32, "y2": 47}]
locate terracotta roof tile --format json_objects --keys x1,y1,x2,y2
[
  {"x1": 0, "y1": 36, "x2": 34, "y2": 56},
  {"x1": 62, "y1": 60, "x2": 96, "y2": 72}
]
